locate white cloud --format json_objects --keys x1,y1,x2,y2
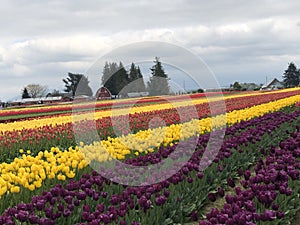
[{"x1": 1, "y1": 0, "x2": 300, "y2": 100}]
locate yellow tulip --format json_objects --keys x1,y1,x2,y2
[
  {"x1": 57, "y1": 174, "x2": 66, "y2": 181},
  {"x1": 0, "y1": 186, "x2": 7, "y2": 196},
  {"x1": 10, "y1": 186, "x2": 20, "y2": 193},
  {"x1": 66, "y1": 171, "x2": 75, "y2": 178},
  {"x1": 28, "y1": 184, "x2": 35, "y2": 191}
]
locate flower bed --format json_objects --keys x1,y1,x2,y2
[
  {"x1": 1, "y1": 89, "x2": 300, "y2": 162},
  {"x1": 1, "y1": 88, "x2": 300, "y2": 132},
  {"x1": 0, "y1": 93, "x2": 298, "y2": 202},
  {"x1": 0, "y1": 89, "x2": 300, "y2": 224},
  {"x1": 200, "y1": 128, "x2": 300, "y2": 224},
  {"x1": 0, "y1": 105, "x2": 299, "y2": 224}
]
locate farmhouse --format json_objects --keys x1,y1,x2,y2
[{"x1": 261, "y1": 78, "x2": 284, "y2": 90}]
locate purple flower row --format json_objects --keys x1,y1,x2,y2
[
  {"x1": 0, "y1": 109, "x2": 299, "y2": 225},
  {"x1": 200, "y1": 127, "x2": 300, "y2": 224}
]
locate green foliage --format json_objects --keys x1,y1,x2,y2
[
  {"x1": 63, "y1": 73, "x2": 93, "y2": 97},
  {"x1": 102, "y1": 62, "x2": 118, "y2": 95},
  {"x1": 283, "y1": 62, "x2": 300, "y2": 88},
  {"x1": 21, "y1": 87, "x2": 31, "y2": 99},
  {"x1": 191, "y1": 89, "x2": 204, "y2": 94},
  {"x1": 128, "y1": 63, "x2": 146, "y2": 92},
  {"x1": 232, "y1": 81, "x2": 242, "y2": 91},
  {"x1": 102, "y1": 62, "x2": 147, "y2": 96},
  {"x1": 148, "y1": 57, "x2": 170, "y2": 96},
  {"x1": 101, "y1": 62, "x2": 130, "y2": 96},
  {"x1": 102, "y1": 58, "x2": 171, "y2": 97},
  {"x1": 116, "y1": 62, "x2": 130, "y2": 96}
]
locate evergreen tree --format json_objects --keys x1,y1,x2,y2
[
  {"x1": 128, "y1": 63, "x2": 146, "y2": 92},
  {"x1": 63, "y1": 73, "x2": 93, "y2": 97},
  {"x1": 22, "y1": 88, "x2": 31, "y2": 99},
  {"x1": 128, "y1": 62, "x2": 138, "y2": 82},
  {"x1": 101, "y1": 62, "x2": 111, "y2": 85},
  {"x1": 102, "y1": 62, "x2": 117, "y2": 95},
  {"x1": 148, "y1": 57, "x2": 170, "y2": 96},
  {"x1": 136, "y1": 66, "x2": 146, "y2": 92},
  {"x1": 116, "y1": 62, "x2": 130, "y2": 96},
  {"x1": 101, "y1": 62, "x2": 130, "y2": 97},
  {"x1": 76, "y1": 76, "x2": 93, "y2": 96},
  {"x1": 283, "y1": 62, "x2": 300, "y2": 88}
]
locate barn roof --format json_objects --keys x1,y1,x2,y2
[{"x1": 261, "y1": 78, "x2": 283, "y2": 88}]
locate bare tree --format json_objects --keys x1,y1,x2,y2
[{"x1": 25, "y1": 84, "x2": 48, "y2": 98}]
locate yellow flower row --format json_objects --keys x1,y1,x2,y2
[
  {"x1": 80, "y1": 94, "x2": 300, "y2": 161},
  {"x1": 0, "y1": 93, "x2": 299, "y2": 197},
  {"x1": 0, "y1": 146, "x2": 88, "y2": 197},
  {"x1": 1, "y1": 88, "x2": 299, "y2": 132}
]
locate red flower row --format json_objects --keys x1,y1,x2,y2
[{"x1": 0, "y1": 92, "x2": 229, "y2": 120}]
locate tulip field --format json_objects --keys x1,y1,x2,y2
[{"x1": 0, "y1": 88, "x2": 300, "y2": 225}]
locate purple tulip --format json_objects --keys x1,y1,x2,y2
[
  {"x1": 154, "y1": 195, "x2": 167, "y2": 206},
  {"x1": 77, "y1": 191, "x2": 86, "y2": 200},
  {"x1": 16, "y1": 210, "x2": 29, "y2": 222},
  {"x1": 217, "y1": 187, "x2": 225, "y2": 197},
  {"x1": 102, "y1": 192, "x2": 108, "y2": 198},
  {"x1": 120, "y1": 220, "x2": 126, "y2": 225},
  {"x1": 276, "y1": 211, "x2": 284, "y2": 219},
  {"x1": 190, "y1": 211, "x2": 198, "y2": 221},
  {"x1": 197, "y1": 172, "x2": 204, "y2": 179},
  {"x1": 227, "y1": 178, "x2": 235, "y2": 188},
  {"x1": 187, "y1": 177, "x2": 194, "y2": 183},
  {"x1": 244, "y1": 170, "x2": 251, "y2": 180},
  {"x1": 208, "y1": 193, "x2": 216, "y2": 202},
  {"x1": 131, "y1": 222, "x2": 140, "y2": 225},
  {"x1": 28, "y1": 214, "x2": 39, "y2": 224},
  {"x1": 35, "y1": 200, "x2": 46, "y2": 211}
]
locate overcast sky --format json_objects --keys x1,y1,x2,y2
[{"x1": 1, "y1": 0, "x2": 300, "y2": 101}]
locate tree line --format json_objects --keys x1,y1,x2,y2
[
  {"x1": 21, "y1": 57, "x2": 170, "y2": 99},
  {"x1": 101, "y1": 57, "x2": 170, "y2": 96},
  {"x1": 101, "y1": 61, "x2": 146, "y2": 96},
  {"x1": 19, "y1": 60, "x2": 300, "y2": 100}
]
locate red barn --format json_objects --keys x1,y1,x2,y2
[{"x1": 96, "y1": 87, "x2": 112, "y2": 100}]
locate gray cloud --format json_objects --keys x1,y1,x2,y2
[{"x1": 1, "y1": 0, "x2": 300, "y2": 100}]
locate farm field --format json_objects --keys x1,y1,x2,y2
[{"x1": 0, "y1": 88, "x2": 300, "y2": 225}]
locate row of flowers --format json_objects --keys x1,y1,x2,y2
[
  {"x1": 200, "y1": 127, "x2": 300, "y2": 224},
  {"x1": 0, "y1": 91, "x2": 230, "y2": 119},
  {"x1": 80, "y1": 94, "x2": 300, "y2": 161},
  {"x1": 1, "y1": 89, "x2": 300, "y2": 163},
  {"x1": 0, "y1": 94, "x2": 298, "y2": 205},
  {"x1": 0, "y1": 146, "x2": 88, "y2": 197},
  {"x1": 1, "y1": 88, "x2": 300, "y2": 132},
  {"x1": 2, "y1": 89, "x2": 273, "y2": 119},
  {"x1": 0, "y1": 104, "x2": 298, "y2": 224},
  {"x1": 0, "y1": 88, "x2": 293, "y2": 120}
]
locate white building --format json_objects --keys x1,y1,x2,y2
[{"x1": 261, "y1": 78, "x2": 284, "y2": 90}]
